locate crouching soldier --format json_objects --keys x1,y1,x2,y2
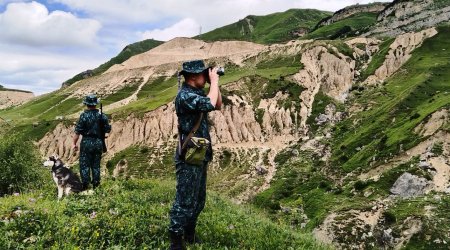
[
  {"x1": 169, "y1": 60, "x2": 222, "y2": 249},
  {"x1": 72, "y1": 94, "x2": 111, "y2": 190}
]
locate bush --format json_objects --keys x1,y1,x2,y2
[{"x1": 0, "y1": 136, "x2": 48, "y2": 196}]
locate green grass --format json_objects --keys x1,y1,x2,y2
[
  {"x1": 331, "y1": 25, "x2": 450, "y2": 172},
  {"x1": 101, "y1": 78, "x2": 143, "y2": 106},
  {"x1": 63, "y1": 39, "x2": 163, "y2": 86},
  {"x1": 306, "y1": 90, "x2": 342, "y2": 132},
  {"x1": 106, "y1": 144, "x2": 173, "y2": 178},
  {"x1": 197, "y1": 9, "x2": 331, "y2": 44},
  {"x1": 0, "y1": 179, "x2": 329, "y2": 249},
  {"x1": 303, "y1": 12, "x2": 378, "y2": 40},
  {"x1": 360, "y1": 38, "x2": 395, "y2": 81},
  {"x1": 111, "y1": 66, "x2": 301, "y2": 118}
]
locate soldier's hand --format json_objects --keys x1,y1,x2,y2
[{"x1": 208, "y1": 67, "x2": 219, "y2": 85}]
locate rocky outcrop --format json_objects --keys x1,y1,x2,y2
[
  {"x1": 0, "y1": 89, "x2": 34, "y2": 109},
  {"x1": 315, "y1": 3, "x2": 388, "y2": 28},
  {"x1": 414, "y1": 108, "x2": 449, "y2": 136},
  {"x1": 390, "y1": 172, "x2": 430, "y2": 198},
  {"x1": 38, "y1": 89, "x2": 299, "y2": 164},
  {"x1": 291, "y1": 45, "x2": 356, "y2": 128},
  {"x1": 364, "y1": 28, "x2": 437, "y2": 85},
  {"x1": 365, "y1": 0, "x2": 450, "y2": 37}
]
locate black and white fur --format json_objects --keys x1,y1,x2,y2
[{"x1": 43, "y1": 155, "x2": 83, "y2": 199}]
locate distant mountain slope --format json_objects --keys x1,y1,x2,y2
[
  {"x1": 364, "y1": 0, "x2": 450, "y2": 37},
  {"x1": 196, "y1": 9, "x2": 332, "y2": 44},
  {"x1": 302, "y1": 12, "x2": 378, "y2": 40},
  {"x1": 314, "y1": 2, "x2": 388, "y2": 29},
  {"x1": 0, "y1": 85, "x2": 34, "y2": 110},
  {"x1": 62, "y1": 39, "x2": 163, "y2": 87}
]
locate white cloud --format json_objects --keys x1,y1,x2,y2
[
  {"x1": 1, "y1": 0, "x2": 393, "y2": 94},
  {"x1": 139, "y1": 18, "x2": 200, "y2": 41},
  {"x1": 0, "y1": 1, "x2": 101, "y2": 47},
  {"x1": 0, "y1": 46, "x2": 105, "y2": 95},
  {"x1": 54, "y1": 0, "x2": 391, "y2": 33}
]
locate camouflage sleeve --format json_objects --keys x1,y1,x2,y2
[
  {"x1": 74, "y1": 113, "x2": 85, "y2": 135},
  {"x1": 182, "y1": 92, "x2": 215, "y2": 112},
  {"x1": 102, "y1": 114, "x2": 112, "y2": 133}
]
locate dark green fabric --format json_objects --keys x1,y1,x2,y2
[
  {"x1": 75, "y1": 109, "x2": 111, "y2": 186},
  {"x1": 174, "y1": 83, "x2": 215, "y2": 163},
  {"x1": 169, "y1": 161, "x2": 208, "y2": 234},
  {"x1": 180, "y1": 60, "x2": 208, "y2": 74},
  {"x1": 80, "y1": 137, "x2": 102, "y2": 186},
  {"x1": 82, "y1": 94, "x2": 99, "y2": 106}
]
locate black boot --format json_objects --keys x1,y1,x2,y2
[
  {"x1": 82, "y1": 183, "x2": 89, "y2": 191},
  {"x1": 184, "y1": 224, "x2": 202, "y2": 244},
  {"x1": 169, "y1": 231, "x2": 185, "y2": 250}
]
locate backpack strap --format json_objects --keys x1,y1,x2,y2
[{"x1": 178, "y1": 113, "x2": 204, "y2": 155}]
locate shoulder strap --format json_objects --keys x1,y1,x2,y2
[{"x1": 180, "y1": 113, "x2": 204, "y2": 152}]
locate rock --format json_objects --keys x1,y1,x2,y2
[
  {"x1": 315, "y1": 114, "x2": 328, "y2": 125},
  {"x1": 390, "y1": 172, "x2": 430, "y2": 198},
  {"x1": 381, "y1": 228, "x2": 394, "y2": 246},
  {"x1": 255, "y1": 166, "x2": 268, "y2": 175}
]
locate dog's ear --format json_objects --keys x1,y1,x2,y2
[{"x1": 53, "y1": 154, "x2": 60, "y2": 160}]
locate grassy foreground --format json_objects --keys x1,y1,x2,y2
[{"x1": 0, "y1": 178, "x2": 329, "y2": 250}]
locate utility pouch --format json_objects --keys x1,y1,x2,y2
[{"x1": 184, "y1": 137, "x2": 210, "y2": 166}]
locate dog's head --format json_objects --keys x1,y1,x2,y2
[{"x1": 43, "y1": 155, "x2": 64, "y2": 172}]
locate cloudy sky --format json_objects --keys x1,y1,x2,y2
[{"x1": 0, "y1": 0, "x2": 390, "y2": 95}]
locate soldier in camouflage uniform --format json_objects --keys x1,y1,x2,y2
[
  {"x1": 169, "y1": 60, "x2": 222, "y2": 250},
  {"x1": 72, "y1": 94, "x2": 111, "y2": 190}
]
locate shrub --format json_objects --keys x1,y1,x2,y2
[{"x1": 0, "y1": 135, "x2": 48, "y2": 196}]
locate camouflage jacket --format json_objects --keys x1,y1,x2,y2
[
  {"x1": 174, "y1": 83, "x2": 215, "y2": 163},
  {"x1": 74, "y1": 109, "x2": 112, "y2": 138}
]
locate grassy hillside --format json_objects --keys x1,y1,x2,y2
[
  {"x1": 63, "y1": 39, "x2": 163, "y2": 86},
  {"x1": 0, "y1": 179, "x2": 328, "y2": 249},
  {"x1": 197, "y1": 9, "x2": 331, "y2": 44},
  {"x1": 332, "y1": 25, "x2": 450, "y2": 173},
  {"x1": 303, "y1": 12, "x2": 378, "y2": 40}
]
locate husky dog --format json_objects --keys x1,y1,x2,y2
[{"x1": 43, "y1": 155, "x2": 83, "y2": 199}]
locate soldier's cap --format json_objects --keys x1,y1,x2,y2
[
  {"x1": 179, "y1": 60, "x2": 208, "y2": 76},
  {"x1": 83, "y1": 94, "x2": 99, "y2": 106}
]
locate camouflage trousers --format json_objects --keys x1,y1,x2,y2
[
  {"x1": 169, "y1": 161, "x2": 208, "y2": 235},
  {"x1": 79, "y1": 137, "x2": 103, "y2": 187}
]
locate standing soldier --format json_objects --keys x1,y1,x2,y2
[
  {"x1": 72, "y1": 94, "x2": 111, "y2": 190},
  {"x1": 169, "y1": 60, "x2": 222, "y2": 249}
]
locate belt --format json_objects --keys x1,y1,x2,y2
[{"x1": 83, "y1": 134, "x2": 101, "y2": 139}]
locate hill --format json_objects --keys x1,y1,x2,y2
[
  {"x1": 0, "y1": 85, "x2": 34, "y2": 110},
  {"x1": 62, "y1": 39, "x2": 163, "y2": 87},
  {"x1": 1, "y1": 1, "x2": 450, "y2": 249},
  {"x1": 196, "y1": 9, "x2": 332, "y2": 44}
]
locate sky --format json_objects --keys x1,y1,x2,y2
[{"x1": 0, "y1": 0, "x2": 391, "y2": 95}]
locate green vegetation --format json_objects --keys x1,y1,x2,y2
[
  {"x1": 198, "y1": 9, "x2": 331, "y2": 44},
  {"x1": 63, "y1": 39, "x2": 163, "y2": 86},
  {"x1": 106, "y1": 144, "x2": 173, "y2": 178},
  {"x1": 331, "y1": 25, "x2": 450, "y2": 172},
  {"x1": 102, "y1": 78, "x2": 143, "y2": 105},
  {"x1": 0, "y1": 179, "x2": 328, "y2": 249},
  {"x1": 360, "y1": 38, "x2": 395, "y2": 81},
  {"x1": 304, "y1": 12, "x2": 378, "y2": 40},
  {"x1": 306, "y1": 90, "x2": 342, "y2": 132},
  {"x1": 0, "y1": 136, "x2": 49, "y2": 196}
]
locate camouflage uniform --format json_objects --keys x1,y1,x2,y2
[
  {"x1": 74, "y1": 109, "x2": 111, "y2": 187},
  {"x1": 169, "y1": 82, "x2": 215, "y2": 235}
]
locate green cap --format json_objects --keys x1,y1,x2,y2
[{"x1": 83, "y1": 94, "x2": 99, "y2": 106}]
